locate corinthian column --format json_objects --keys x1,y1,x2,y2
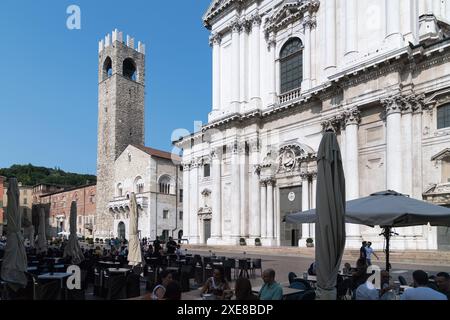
[
  {"x1": 383, "y1": 96, "x2": 403, "y2": 192},
  {"x1": 402, "y1": 98, "x2": 414, "y2": 198},
  {"x1": 345, "y1": 0, "x2": 358, "y2": 60},
  {"x1": 250, "y1": 14, "x2": 262, "y2": 108},
  {"x1": 189, "y1": 159, "x2": 200, "y2": 244},
  {"x1": 266, "y1": 179, "x2": 274, "y2": 239},
  {"x1": 182, "y1": 162, "x2": 190, "y2": 239},
  {"x1": 230, "y1": 141, "x2": 241, "y2": 242},
  {"x1": 249, "y1": 139, "x2": 261, "y2": 238},
  {"x1": 260, "y1": 181, "x2": 267, "y2": 239},
  {"x1": 302, "y1": 14, "x2": 312, "y2": 91},
  {"x1": 210, "y1": 33, "x2": 222, "y2": 112},
  {"x1": 301, "y1": 173, "x2": 310, "y2": 242},
  {"x1": 268, "y1": 35, "x2": 277, "y2": 105},
  {"x1": 239, "y1": 142, "x2": 248, "y2": 238},
  {"x1": 231, "y1": 21, "x2": 241, "y2": 113},
  {"x1": 344, "y1": 108, "x2": 361, "y2": 241},
  {"x1": 385, "y1": 0, "x2": 403, "y2": 46},
  {"x1": 210, "y1": 148, "x2": 222, "y2": 240},
  {"x1": 325, "y1": 0, "x2": 337, "y2": 74},
  {"x1": 345, "y1": 108, "x2": 361, "y2": 200}
]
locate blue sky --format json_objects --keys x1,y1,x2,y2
[{"x1": 0, "y1": 0, "x2": 212, "y2": 175}]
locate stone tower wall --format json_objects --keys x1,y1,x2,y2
[{"x1": 96, "y1": 29, "x2": 146, "y2": 238}]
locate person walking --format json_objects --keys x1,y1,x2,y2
[{"x1": 364, "y1": 242, "x2": 379, "y2": 266}]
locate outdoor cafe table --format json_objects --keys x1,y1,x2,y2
[
  {"x1": 38, "y1": 272, "x2": 72, "y2": 288},
  {"x1": 252, "y1": 285, "x2": 304, "y2": 299},
  {"x1": 107, "y1": 268, "x2": 131, "y2": 275},
  {"x1": 99, "y1": 261, "x2": 120, "y2": 266}
]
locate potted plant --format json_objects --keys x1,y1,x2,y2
[
  {"x1": 255, "y1": 238, "x2": 262, "y2": 246},
  {"x1": 239, "y1": 238, "x2": 246, "y2": 246},
  {"x1": 306, "y1": 238, "x2": 314, "y2": 248}
]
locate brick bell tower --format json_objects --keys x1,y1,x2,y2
[{"x1": 96, "y1": 29, "x2": 146, "y2": 238}]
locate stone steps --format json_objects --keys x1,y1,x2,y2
[{"x1": 184, "y1": 245, "x2": 450, "y2": 266}]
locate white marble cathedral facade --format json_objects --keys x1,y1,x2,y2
[{"x1": 175, "y1": 0, "x2": 450, "y2": 250}]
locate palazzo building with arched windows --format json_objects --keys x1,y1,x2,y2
[{"x1": 175, "y1": 0, "x2": 450, "y2": 250}]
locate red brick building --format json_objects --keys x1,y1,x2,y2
[{"x1": 39, "y1": 184, "x2": 96, "y2": 237}]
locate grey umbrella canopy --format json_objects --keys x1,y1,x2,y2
[
  {"x1": 314, "y1": 132, "x2": 346, "y2": 300},
  {"x1": 286, "y1": 190, "x2": 450, "y2": 227},
  {"x1": 36, "y1": 207, "x2": 48, "y2": 254},
  {"x1": 0, "y1": 178, "x2": 28, "y2": 291},
  {"x1": 63, "y1": 201, "x2": 85, "y2": 264},
  {"x1": 127, "y1": 193, "x2": 143, "y2": 267},
  {"x1": 286, "y1": 190, "x2": 450, "y2": 270}
]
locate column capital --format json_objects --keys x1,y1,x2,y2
[
  {"x1": 321, "y1": 112, "x2": 345, "y2": 133},
  {"x1": 228, "y1": 140, "x2": 240, "y2": 155},
  {"x1": 266, "y1": 32, "x2": 277, "y2": 50},
  {"x1": 300, "y1": 171, "x2": 311, "y2": 181},
  {"x1": 344, "y1": 108, "x2": 361, "y2": 127},
  {"x1": 190, "y1": 158, "x2": 202, "y2": 169},
  {"x1": 210, "y1": 147, "x2": 222, "y2": 160},
  {"x1": 382, "y1": 95, "x2": 403, "y2": 116},
  {"x1": 209, "y1": 32, "x2": 222, "y2": 47},
  {"x1": 248, "y1": 138, "x2": 260, "y2": 153},
  {"x1": 251, "y1": 13, "x2": 262, "y2": 27},
  {"x1": 259, "y1": 180, "x2": 267, "y2": 187},
  {"x1": 303, "y1": 16, "x2": 317, "y2": 30},
  {"x1": 264, "y1": 178, "x2": 276, "y2": 187},
  {"x1": 182, "y1": 162, "x2": 191, "y2": 171},
  {"x1": 230, "y1": 20, "x2": 242, "y2": 33}
]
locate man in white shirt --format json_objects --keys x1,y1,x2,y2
[
  {"x1": 401, "y1": 270, "x2": 448, "y2": 300},
  {"x1": 364, "y1": 242, "x2": 379, "y2": 266}
]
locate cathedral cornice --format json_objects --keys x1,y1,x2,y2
[
  {"x1": 264, "y1": 0, "x2": 320, "y2": 35},
  {"x1": 203, "y1": 0, "x2": 248, "y2": 29}
]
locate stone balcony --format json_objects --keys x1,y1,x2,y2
[
  {"x1": 278, "y1": 87, "x2": 302, "y2": 105},
  {"x1": 108, "y1": 195, "x2": 149, "y2": 214}
]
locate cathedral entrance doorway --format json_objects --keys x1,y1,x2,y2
[
  {"x1": 280, "y1": 186, "x2": 302, "y2": 247},
  {"x1": 203, "y1": 219, "x2": 211, "y2": 244}
]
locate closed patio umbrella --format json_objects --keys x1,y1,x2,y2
[
  {"x1": 286, "y1": 190, "x2": 450, "y2": 270},
  {"x1": 127, "y1": 193, "x2": 142, "y2": 267},
  {"x1": 36, "y1": 207, "x2": 48, "y2": 254},
  {"x1": 63, "y1": 201, "x2": 84, "y2": 265},
  {"x1": 314, "y1": 132, "x2": 346, "y2": 300},
  {"x1": 0, "y1": 178, "x2": 28, "y2": 291}
]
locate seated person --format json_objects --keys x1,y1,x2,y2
[
  {"x1": 356, "y1": 270, "x2": 395, "y2": 300},
  {"x1": 259, "y1": 269, "x2": 283, "y2": 301},
  {"x1": 401, "y1": 270, "x2": 447, "y2": 300},
  {"x1": 342, "y1": 263, "x2": 352, "y2": 276},
  {"x1": 351, "y1": 258, "x2": 368, "y2": 291},
  {"x1": 152, "y1": 270, "x2": 173, "y2": 300},
  {"x1": 436, "y1": 272, "x2": 450, "y2": 300},
  {"x1": 163, "y1": 280, "x2": 182, "y2": 300},
  {"x1": 201, "y1": 267, "x2": 232, "y2": 300},
  {"x1": 235, "y1": 278, "x2": 258, "y2": 300},
  {"x1": 308, "y1": 262, "x2": 317, "y2": 276}
]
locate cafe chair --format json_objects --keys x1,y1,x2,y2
[
  {"x1": 398, "y1": 276, "x2": 408, "y2": 286},
  {"x1": 126, "y1": 273, "x2": 141, "y2": 298},
  {"x1": 106, "y1": 275, "x2": 127, "y2": 300},
  {"x1": 35, "y1": 280, "x2": 61, "y2": 300}
]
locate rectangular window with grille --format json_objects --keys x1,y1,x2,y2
[
  {"x1": 179, "y1": 211, "x2": 183, "y2": 220},
  {"x1": 438, "y1": 104, "x2": 450, "y2": 129},
  {"x1": 180, "y1": 189, "x2": 183, "y2": 203},
  {"x1": 163, "y1": 210, "x2": 169, "y2": 219}
]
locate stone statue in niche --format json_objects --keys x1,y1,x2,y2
[{"x1": 277, "y1": 147, "x2": 297, "y2": 172}]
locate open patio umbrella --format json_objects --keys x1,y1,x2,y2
[
  {"x1": 286, "y1": 190, "x2": 450, "y2": 270},
  {"x1": 314, "y1": 132, "x2": 346, "y2": 300},
  {"x1": 63, "y1": 201, "x2": 84, "y2": 265},
  {"x1": 127, "y1": 193, "x2": 143, "y2": 267},
  {"x1": 36, "y1": 207, "x2": 48, "y2": 254},
  {"x1": 0, "y1": 178, "x2": 28, "y2": 291}
]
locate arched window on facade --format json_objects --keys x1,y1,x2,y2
[
  {"x1": 117, "y1": 183, "x2": 123, "y2": 197},
  {"x1": 103, "y1": 57, "x2": 113, "y2": 79},
  {"x1": 123, "y1": 58, "x2": 137, "y2": 81},
  {"x1": 437, "y1": 103, "x2": 450, "y2": 129},
  {"x1": 280, "y1": 38, "x2": 303, "y2": 94},
  {"x1": 158, "y1": 175, "x2": 172, "y2": 195},
  {"x1": 134, "y1": 176, "x2": 144, "y2": 194}
]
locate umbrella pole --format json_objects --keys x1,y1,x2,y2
[{"x1": 384, "y1": 227, "x2": 391, "y2": 272}]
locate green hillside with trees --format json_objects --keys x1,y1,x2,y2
[{"x1": 0, "y1": 164, "x2": 96, "y2": 187}]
